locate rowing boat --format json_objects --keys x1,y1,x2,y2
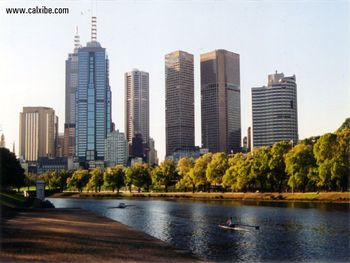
[{"x1": 218, "y1": 223, "x2": 260, "y2": 231}]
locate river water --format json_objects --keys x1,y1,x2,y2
[{"x1": 49, "y1": 198, "x2": 350, "y2": 262}]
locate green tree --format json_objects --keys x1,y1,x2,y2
[
  {"x1": 104, "y1": 165, "x2": 125, "y2": 193},
  {"x1": 337, "y1": 117, "x2": 350, "y2": 131},
  {"x1": 250, "y1": 147, "x2": 271, "y2": 192},
  {"x1": 87, "y1": 168, "x2": 104, "y2": 192},
  {"x1": 285, "y1": 144, "x2": 317, "y2": 192},
  {"x1": 0, "y1": 148, "x2": 25, "y2": 191},
  {"x1": 124, "y1": 167, "x2": 134, "y2": 192},
  {"x1": 151, "y1": 160, "x2": 178, "y2": 192},
  {"x1": 176, "y1": 157, "x2": 195, "y2": 192},
  {"x1": 67, "y1": 169, "x2": 90, "y2": 192},
  {"x1": 206, "y1": 152, "x2": 228, "y2": 190},
  {"x1": 223, "y1": 153, "x2": 245, "y2": 191},
  {"x1": 47, "y1": 170, "x2": 71, "y2": 192},
  {"x1": 133, "y1": 163, "x2": 152, "y2": 192},
  {"x1": 313, "y1": 133, "x2": 338, "y2": 190},
  {"x1": 192, "y1": 153, "x2": 212, "y2": 191},
  {"x1": 269, "y1": 141, "x2": 292, "y2": 192}
]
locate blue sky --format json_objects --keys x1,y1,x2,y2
[{"x1": 0, "y1": 0, "x2": 349, "y2": 160}]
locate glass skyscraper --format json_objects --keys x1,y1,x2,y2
[{"x1": 75, "y1": 38, "x2": 111, "y2": 167}]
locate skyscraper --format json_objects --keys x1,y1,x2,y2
[
  {"x1": 75, "y1": 17, "x2": 112, "y2": 167},
  {"x1": 19, "y1": 107, "x2": 57, "y2": 161},
  {"x1": 252, "y1": 71, "x2": 298, "y2": 147},
  {"x1": 64, "y1": 28, "x2": 80, "y2": 157},
  {"x1": 165, "y1": 50, "x2": 195, "y2": 157},
  {"x1": 201, "y1": 49, "x2": 241, "y2": 153},
  {"x1": 0, "y1": 134, "x2": 5, "y2": 148},
  {"x1": 125, "y1": 69, "x2": 149, "y2": 145}
]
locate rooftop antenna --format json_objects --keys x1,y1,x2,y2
[
  {"x1": 91, "y1": 16, "x2": 97, "y2": 41},
  {"x1": 74, "y1": 26, "x2": 80, "y2": 52}
]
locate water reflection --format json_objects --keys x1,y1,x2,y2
[{"x1": 49, "y1": 198, "x2": 350, "y2": 262}]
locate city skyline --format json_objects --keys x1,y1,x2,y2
[{"x1": 0, "y1": 1, "x2": 349, "y2": 160}]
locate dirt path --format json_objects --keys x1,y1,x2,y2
[{"x1": 0, "y1": 208, "x2": 204, "y2": 262}]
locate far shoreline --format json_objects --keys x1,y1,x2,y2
[{"x1": 48, "y1": 191, "x2": 350, "y2": 204}]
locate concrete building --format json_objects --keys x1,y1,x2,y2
[
  {"x1": 247, "y1": 126, "x2": 252, "y2": 152},
  {"x1": 104, "y1": 130, "x2": 128, "y2": 167},
  {"x1": 0, "y1": 134, "x2": 5, "y2": 148},
  {"x1": 75, "y1": 17, "x2": 112, "y2": 167},
  {"x1": 252, "y1": 71, "x2": 298, "y2": 147},
  {"x1": 125, "y1": 70, "x2": 149, "y2": 145},
  {"x1": 165, "y1": 50, "x2": 195, "y2": 157},
  {"x1": 201, "y1": 49, "x2": 241, "y2": 154},
  {"x1": 147, "y1": 137, "x2": 158, "y2": 166},
  {"x1": 64, "y1": 28, "x2": 80, "y2": 158},
  {"x1": 56, "y1": 133, "x2": 64, "y2": 157},
  {"x1": 19, "y1": 107, "x2": 57, "y2": 161}
]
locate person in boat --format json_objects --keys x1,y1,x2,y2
[{"x1": 226, "y1": 217, "x2": 234, "y2": 227}]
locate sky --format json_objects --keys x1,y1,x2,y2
[{"x1": 0, "y1": 0, "x2": 349, "y2": 161}]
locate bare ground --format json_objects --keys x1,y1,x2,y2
[{"x1": 0, "y1": 208, "x2": 205, "y2": 262}]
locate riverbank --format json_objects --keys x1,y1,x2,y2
[
  {"x1": 50, "y1": 191, "x2": 350, "y2": 203},
  {"x1": 0, "y1": 208, "x2": 204, "y2": 262}
]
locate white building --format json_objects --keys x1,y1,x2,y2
[
  {"x1": 105, "y1": 130, "x2": 128, "y2": 167},
  {"x1": 252, "y1": 71, "x2": 298, "y2": 148}
]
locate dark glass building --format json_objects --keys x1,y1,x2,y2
[
  {"x1": 75, "y1": 20, "x2": 111, "y2": 167},
  {"x1": 201, "y1": 49, "x2": 241, "y2": 153}
]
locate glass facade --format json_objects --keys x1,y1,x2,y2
[{"x1": 75, "y1": 42, "x2": 111, "y2": 166}]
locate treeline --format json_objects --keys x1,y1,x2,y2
[
  {"x1": 1, "y1": 119, "x2": 349, "y2": 193},
  {"x1": 37, "y1": 119, "x2": 349, "y2": 193}
]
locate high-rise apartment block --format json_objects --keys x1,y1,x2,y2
[
  {"x1": 104, "y1": 130, "x2": 128, "y2": 167},
  {"x1": 125, "y1": 70, "x2": 149, "y2": 145},
  {"x1": 252, "y1": 71, "x2": 298, "y2": 147},
  {"x1": 19, "y1": 107, "x2": 57, "y2": 161},
  {"x1": 64, "y1": 28, "x2": 80, "y2": 157},
  {"x1": 75, "y1": 17, "x2": 112, "y2": 167},
  {"x1": 165, "y1": 50, "x2": 195, "y2": 157},
  {"x1": 201, "y1": 49, "x2": 241, "y2": 153}
]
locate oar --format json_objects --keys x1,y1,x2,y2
[{"x1": 235, "y1": 223, "x2": 260, "y2": 230}]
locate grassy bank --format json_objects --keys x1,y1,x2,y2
[{"x1": 50, "y1": 191, "x2": 350, "y2": 203}]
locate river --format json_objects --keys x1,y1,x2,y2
[{"x1": 48, "y1": 198, "x2": 350, "y2": 262}]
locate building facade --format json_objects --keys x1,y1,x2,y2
[
  {"x1": 75, "y1": 19, "x2": 112, "y2": 167},
  {"x1": 165, "y1": 50, "x2": 195, "y2": 157},
  {"x1": 104, "y1": 130, "x2": 128, "y2": 167},
  {"x1": 252, "y1": 71, "x2": 298, "y2": 147},
  {"x1": 0, "y1": 134, "x2": 5, "y2": 148},
  {"x1": 125, "y1": 69, "x2": 149, "y2": 145},
  {"x1": 201, "y1": 49, "x2": 241, "y2": 153},
  {"x1": 64, "y1": 29, "x2": 80, "y2": 157},
  {"x1": 19, "y1": 107, "x2": 57, "y2": 161}
]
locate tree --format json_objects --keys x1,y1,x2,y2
[
  {"x1": 250, "y1": 147, "x2": 271, "y2": 192},
  {"x1": 47, "y1": 170, "x2": 71, "y2": 192},
  {"x1": 0, "y1": 148, "x2": 25, "y2": 191},
  {"x1": 104, "y1": 165, "x2": 125, "y2": 193},
  {"x1": 285, "y1": 144, "x2": 317, "y2": 192},
  {"x1": 86, "y1": 168, "x2": 104, "y2": 192},
  {"x1": 223, "y1": 153, "x2": 245, "y2": 191},
  {"x1": 206, "y1": 153, "x2": 228, "y2": 190},
  {"x1": 133, "y1": 163, "x2": 151, "y2": 192},
  {"x1": 176, "y1": 157, "x2": 195, "y2": 192},
  {"x1": 124, "y1": 167, "x2": 134, "y2": 192},
  {"x1": 192, "y1": 153, "x2": 212, "y2": 191},
  {"x1": 67, "y1": 169, "x2": 90, "y2": 192},
  {"x1": 313, "y1": 133, "x2": 338, "y2": 190},
  {"x1": 337, "y1": 117, "x2": 350, "y2": 131},
  {"x1": 269, "y1": 141, "x2": 292, "y2": 192},
  {"x1": 151, "y1": 160, "x2": 178, "y2": 192}
]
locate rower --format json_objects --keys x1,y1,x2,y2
[{"x1": 226, "y1": 217, "x2": 234, "y2": 227}]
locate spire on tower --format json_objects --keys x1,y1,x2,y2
[
  {"x1": 74, "y1": 26, "x2": 81, "y2": 52},
  {"x1": 91, "y1": 16, "x2": 97, "y2": 41}
]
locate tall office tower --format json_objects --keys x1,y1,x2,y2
[
  {"x1": 56, "y1": 133, "x2": 64, "y2": 157},
  {"x1": 0, "y1": 134, "x2": 5, "y2": 148},
  {"x1": 252, "y1": 71, "x2": 298, "y2": 147},
  {"x1": 201, "y1": 49, "x2": 241, "y2": 153},
  {"x1": 19, "y1": 107, "x2": 57, "y2": 161},
  {"x1": 165, "y1": 50, "x2": 195, "y2": 157},
  {"x1": 247, "y1": 126, "x2": 252, "y2": 152},
  {"x1": 104, "y1": 130, "x2": 128, "y2": 167},
  {"x1": 64, "y1": 28, "x2": 80, "y2": 157},
  {"x1": 75, "y1": 17, "x2": 112, "y2": 167},
  {"x1": 125, "y1": 69, "x2": 149, "y2": 145},
  {"x1": 148, "y1": 137, "x2": 158, "y2": 166}
]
